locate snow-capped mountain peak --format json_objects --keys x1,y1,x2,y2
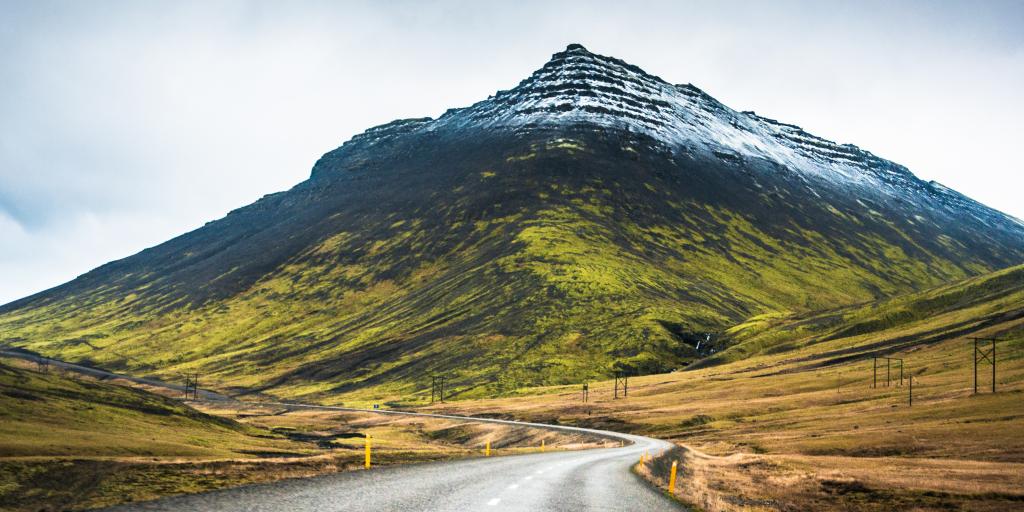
[
  {"x1": 339, "y1": 44, "x2": 900, "y2": 189},
  {"x1": 315, "y1": 44, "x2": 1020, "y2": 235}
]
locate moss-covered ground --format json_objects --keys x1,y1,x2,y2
[
  {"x1": 431, "y1": 265, "x2": 1024, "y2": 511},
  {"x1": 4, "y1": 131, "x2": 1019, "y2": 403}
]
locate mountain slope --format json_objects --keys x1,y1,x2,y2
[
  {"x1": 2, "y1": 44, "x2": 1022, "y2": 401},
  {"x1": 431, "y1": 264, "x2": 1024, "y2": 512}
]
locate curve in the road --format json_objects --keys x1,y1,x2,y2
[
  {"x1": 0, "y1": 349, "x2": 684, "y2": 511},
  {"x1": 104, "y1": 403, "x2": 685, "y2": 511}
]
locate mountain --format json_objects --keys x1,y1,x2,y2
[{"x1": 2, "y1": 44, "x2": 1022, "y2": 401}]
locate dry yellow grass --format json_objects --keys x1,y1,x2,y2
[
  {"x1": 0, "y1": 360, "x2": 597, "y2": 512},
  {"x1": 430, "y1": 295, "x2": 1024, "y2": 511},
  {"x1": 6, "y1": 266, "x2": 1023, "y2": 510}
]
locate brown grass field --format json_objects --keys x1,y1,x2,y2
[
  {"x1": 0, "y1": 357, "x2": 596, "y2": 512},
  {"x1": 429, "y1": 267, "x2": 1024, "y2": 511},
  {"x1": 3, "y1": 266, "x2": 1023, "y2": 511}
]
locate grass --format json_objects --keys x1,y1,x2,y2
[
  {"x1": 3, "y1": 129, "x2": 1018, "y2": 401},
  {"x1": 0, "y1": 358, "x2": 600, "y2": 511},
  {"x1": 1, "y1": 128, "x2": 1022, "y2": 509},
  {"x1": 0, "y1": 360, "x2": 295, "y2": 461},
  {"x1": 426, "y1": 265, "x2": 1024, "y2": 511},
  {"x1": 2, "y1": 265, "x2": 1023, "y2": 510}
]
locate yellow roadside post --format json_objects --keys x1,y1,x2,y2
[
  {"x1": 669, "y1": 460, "x2": 678, "y2": 495},
  {"x1": 541, "y1": 439, "x2": 545, "y2": 452},
  {"x1": 485, "y1": 440, "x2": 491, "y2": 457},
  {"x1": 364, "y1": 434, "x2": 372, "y2": 469}
]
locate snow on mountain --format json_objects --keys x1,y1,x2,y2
[{"x1": 319, "y1": 43, "x2": 1019, "y2": 233}]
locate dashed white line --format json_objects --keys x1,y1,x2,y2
[
  {"x1": 524, "y1": 475, "x2": 533, "y2": 481},
  {"x1": 508, "y1": 483, "x2": 519, "y2": 490},
  {"x1": 487, "y1": 498, "x2": 501, "y2": 506}
]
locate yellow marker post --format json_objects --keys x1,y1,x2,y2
[
  {"x1": 364, "y1": 434, "x2": 372, "y2": 469},
  {"x1": 668, "y1": 460, "x2": 678, "y2": 495},
  {"x1": 485, "y1": 440, "x2": 491, "y2": 457},
  {"x1": 541, "y1": 439, "x2": 545, "y2": 452}
]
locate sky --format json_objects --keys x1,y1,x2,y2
[{"x1": 1, "y1": 0, "x2": 1023, "y2": 305}]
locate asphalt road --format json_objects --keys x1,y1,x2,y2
[
  {"x1": 103, "y1": 426, "x2": 682, "y2": 512},
  {"x1": 0, "y1": 348, "x2": 684, "y2": 511}
]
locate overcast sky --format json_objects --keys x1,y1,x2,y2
[{"x1": 1, "y1": 0, "x2": 1022, "y2": 305}]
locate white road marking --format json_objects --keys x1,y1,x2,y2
[
  {"x1": 487, "y1": 498, "x2": 501, "y2": 506},
  {"x1": 524, "y1": 475, "x2": 533, "y2": 481},
  {"x1": 508, "y1": 483, "x2": 519, "y2": 490}
]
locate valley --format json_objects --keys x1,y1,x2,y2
[
  {"x1": 3, "y1": 263, "x2": 1022, "y2": 510},
  {"x1": 433, "y1": 264, "x2": 1024, "y2": 510},
  {"x1": 1, "y1": 43, "x2": 1023, "y2": 511},
  {"x1": 0, "y1": 357, "x2": 594, "y2": 511},
  {"x1": 3, "y1": 45, "x2": 1023, "y2": 402}
]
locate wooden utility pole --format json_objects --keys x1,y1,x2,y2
[
  {"x1": 614, "y1": 373, "x2": 628, "y2": 399},
  {"x1": 183, "y1": 373, "x2": 199, "y2": 401},
  {"x1": 431, "y1": 375, "x2": 446, "y2": 403},
  {"x1": 872, "y1": 357, "x2": 903, "y2": 388},
  {"x1": 970, "y1": 337, "x2": 1001, "y2": 394}
]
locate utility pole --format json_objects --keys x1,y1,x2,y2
[
  {"x1": 431, "y1": 375, "x2": 447, "y2": 403},
  {"x1": 970, "y1": 337, "x2": 1001, "y2": 394},
  {"x1": 872, "y1": 356, "x2": 903, "y2": 388},
  {"x1": 908, "y1": 375, "x2": 913, "y2": 407},
  {"x1": 614, "y1": 373, "x2": 629, "y2": 399},
  {"x1": 183, "y1": 373, "x2": 199, "y2": 401}
]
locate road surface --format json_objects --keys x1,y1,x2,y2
[
  {"x1": 103, "y1": 404, "x2": 684, "y2": 511},
  {"x1": 104, "y1": 424, "x2": 681, "y2": 512},
  {"x1": 0, "y1": 348, "x2": 684, "y2": 511}
]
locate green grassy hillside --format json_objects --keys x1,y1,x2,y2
[
  {"x1": 0, "y1": 358, "x2": 598, "y2": 511},
  {"x1": 1, "y1": 127, "x2": 1022, "y2": 403},
  {"x1": 434, "y1": 264, "x2": 1024, "y2": 511},
  {"x1": 0, "y1": 359, "x2": 315, "y2": 510},
  {"x1": 709, "y1": 262, "x2": 1024, "y2": 368},
  {"x1": 0, "y1": 361, "x2": 293, "y2": 459}
]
